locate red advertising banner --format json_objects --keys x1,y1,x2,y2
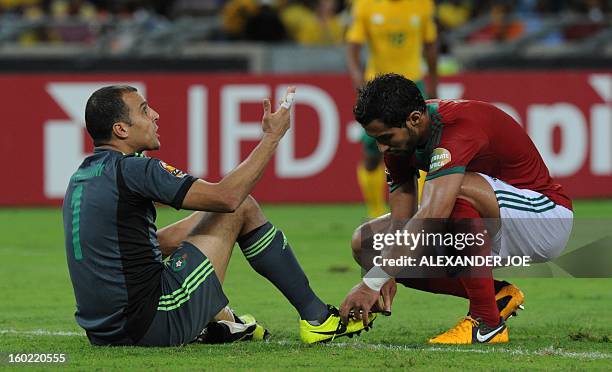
[{"x1": 0, "y1": 72, "x2": 610, "y2": 206}]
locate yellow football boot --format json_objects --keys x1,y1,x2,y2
[
  {"x1": 495, "y1": 281, "x2": 525, "y2": 320},
  {"x1": 300, "y1": 305, "x2": 377, "y2": 344},
  {"x1": 239, "y1": 314, "x2": 270, "y2": 341},
  {"x1": 428, "y1": 316, "x2": 509, "y2": 344}
]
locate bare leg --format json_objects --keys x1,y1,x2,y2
[
  {"x1": 184, "y1": 195, "x2": 266, "y2": 284},
  {"x1": 170, "y1": 196, "x2": 265, "y2": 321}
]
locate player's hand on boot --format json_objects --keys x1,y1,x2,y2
[
  {"x1": 340, "y1": 281, "x2": 380, "y2": 327},
  {"x1": 371, "y1": 279, "x2": 396, "y2": 316},
  {"x1": 262, "y1": 86, "x2": 295, "y2": 141},
  {"x1": 383, "y1": 278, "x2": 397, "y2": 314}
]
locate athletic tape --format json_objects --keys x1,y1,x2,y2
[
  {"x1": 363, "y1": 266, "x2": 392, "y2": 291},
  {"x1": 281, "y1": 92, "x2": 295, "y2": 109}
]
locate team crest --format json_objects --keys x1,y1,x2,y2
[
  {"x1": 171, "y1": 253, "x2": 188, "y2": 272},
  {"x1": 159, "y1": 161, "x2": 187, "y2": 178},
  {"x1": 429, "y1": 148, "x2": 451, "y2": 172}
]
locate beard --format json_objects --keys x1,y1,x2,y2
[{"x1": 393, "y1": 125, "x2": 419, "y2": 155}]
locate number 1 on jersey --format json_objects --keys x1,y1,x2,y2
[{"x1": 70, "y1": 184, "x2": 84, "y2": 261}]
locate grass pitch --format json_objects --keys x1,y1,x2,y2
[{"x1": 1, "y1": 201, "x2": 611, "y2": 370}]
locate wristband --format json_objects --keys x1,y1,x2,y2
[{"x1": 362, "y1": 266, "x2": 391, "y2": 291}]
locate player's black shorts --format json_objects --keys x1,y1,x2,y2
[{"x1": 137, "y1": 242, "x2": 229, "y2": 346}]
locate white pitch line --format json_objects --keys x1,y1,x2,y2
[
  {"x1": 269, "y1": 340, "x2": 612, "y2": 360},
  {"x1": 2, "y1": 329, "x2": 610, "y2": 360},
  {"x1": 0, "y1": 329, "x2": 84, "y2": 337},
  {"x1": 317, "y1": 342, "x2": 612, "y2": 360}
]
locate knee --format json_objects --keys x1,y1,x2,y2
[
  {"x1": 235, "y1": 195, "x2": 263, "y2": 220},
  {"x1": 351, "y1": 225, "x2": 364, "y2": 260},
  {"x1": 351, "y1": 222, "x2": 375, "y2": 265},
  {"x1": 237, "y1": 194, "x2": 258, "y2": 212}
]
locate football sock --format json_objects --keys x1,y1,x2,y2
[
  {"x1": 396, "y1": 277, "x2": 508, "y2": 300},
  {"x1": 357, "y1": 163, "x2": 387, "y2": 218},
  {"x1": 451, "y1": 198, "x2": 499, "y2": 327},
  {"x1": 396, "y1": 277, "x2": 468, "y2": 297},
  {"x1": 460, "y1": 277, "x2": 500, "y2": 327},
  {"x1": 238, "y1": 222, "x2": 328, "y2": 323}
]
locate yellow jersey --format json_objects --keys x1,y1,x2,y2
[
  {"x1": 297, "y1": 16, "x2": 344, "y2": 46},
  {"x1": 346, "y1": 0, "x2": 437, "y2": 81}
]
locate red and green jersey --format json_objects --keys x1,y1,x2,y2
[{"x1": 385, "y1": 99, "x2": 572, "y2": 210}]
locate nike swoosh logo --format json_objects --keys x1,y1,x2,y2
[
  {"x1": 310, "y1": 324, "x2": 347, "y2": 335},
  {"x1": 476, "y1": 324, "x2": 505, "y2": 342}
]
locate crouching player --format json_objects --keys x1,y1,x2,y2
[
  {"x1": 340, "y1": 74, "x2": 573, "y2": 344},
  {"x1": 62, "y1": 85, "x2": 374, "y2": 346}
]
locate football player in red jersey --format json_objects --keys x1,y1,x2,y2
[{"x1": 340, "y1": 73, "x2": 573, "y2": 344}]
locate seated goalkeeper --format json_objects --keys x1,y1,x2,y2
[{"x1": 62, "y1": 85, "x2": 375, "y2": 346}]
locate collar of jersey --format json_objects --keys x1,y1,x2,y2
[{"x1": 420, "y1": 102, "x2": 444, "y2": 153}]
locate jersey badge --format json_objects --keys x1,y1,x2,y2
[
  {"x1": 159, "y1": 161, "x2": 187, "y2": 178},
  {"x1": 429, "y1": 148, "x2": 452, "y2": 172}
]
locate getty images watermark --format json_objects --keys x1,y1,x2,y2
[
  {"x1": 360, "y1": 218, "x2": 612, "y2": 278},
  {"x1": 370, "y1": 230, "x2": 531, "y2": 270}
]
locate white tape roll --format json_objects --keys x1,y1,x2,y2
[{"x1": 281, "y1": 92, "x2": 295, "y2": 109}]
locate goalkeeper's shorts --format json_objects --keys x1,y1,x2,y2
[{"x1": 137, "y1": 242, "x2": 229, "y2": 346}]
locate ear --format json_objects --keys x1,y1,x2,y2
[
  {"x1": 111, "y1": 122, "x2": 130, "y2": 140},
  {"x1": 407, "y1": 111, "x2": 422, "y2": 127}
]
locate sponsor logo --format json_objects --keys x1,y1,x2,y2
[
  {"x1": 476, "y1": 324, "x2": 505, "y2": 342},
  {"x1": 159, "y1": 161, "x2": 187, "y2": 178},
  {"x1": 429, "y1": 148, "x2": 451, "y2": 172}
]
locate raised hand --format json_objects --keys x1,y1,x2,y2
[{"x1": 261, "y1": 86, "x2": 296, "y2": 140}]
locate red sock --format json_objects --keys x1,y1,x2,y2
[
  {"x1": 396, "y1": 277, "x2": 506, "y2": 302},
  {"x1": 452, "y1": 198, "x2": 500, "y2": 327},
  {"x1": 396, "y1": 277, "x2": 467, "y2": 298},
  {"x1": 460, "y1": 277, "x2": 499, "y2": 326},
  {"x1": 397, "y1": 198, "x2": 502, "y2": 326}
]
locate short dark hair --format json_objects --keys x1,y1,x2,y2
[
  {"x1": 85, "y1": 85, "x2": 137, "y2": 145},
  {"x1": 353, "y1": 73, "x2": 426, "y2": 128}
]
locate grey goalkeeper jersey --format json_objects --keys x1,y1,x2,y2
[{"x1": 62, "y1": 148, "x2": 196, "y2": 345}]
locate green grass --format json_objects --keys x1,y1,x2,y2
[{"x1": 1, "y1": 201, "x2": 611, "y2": 370}]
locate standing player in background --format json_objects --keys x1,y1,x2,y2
[
  {"x1": 346, "y1": 0, "x2": 438, "y2": 218},
  {"x1": 62, "y1": 85, "x2": 374, "y2": 347}
]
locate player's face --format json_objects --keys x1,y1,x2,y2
[
  {"x1": 122, "y1": 91, "x2": 160, "y2": 152},
  {"x1": 364, "y1": 119, "x2": 418, "y2": 155}
]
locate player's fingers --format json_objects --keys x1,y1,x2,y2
[
  {"x1": 278, "y1": 86, "x2": 296, "y2": 111},
  {"x1": 339, "y1": 299, "x2": 350, "y2": 324},
  {"x1": 362, "y1": 308, "x2": 370, "y2": 327},
  {"x1": 382, "y1": 290, "x2": 392, "y2": 312},
  {"x1": 383, "y1": 287, "x2": 395, "y2": 311},
  {"x1": 262, "y1": 98, "x2": 271, "y2": 116}
]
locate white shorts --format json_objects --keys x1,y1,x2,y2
[{"x1": 479, "y1": 173, "x2": 574, "y2": 263}]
